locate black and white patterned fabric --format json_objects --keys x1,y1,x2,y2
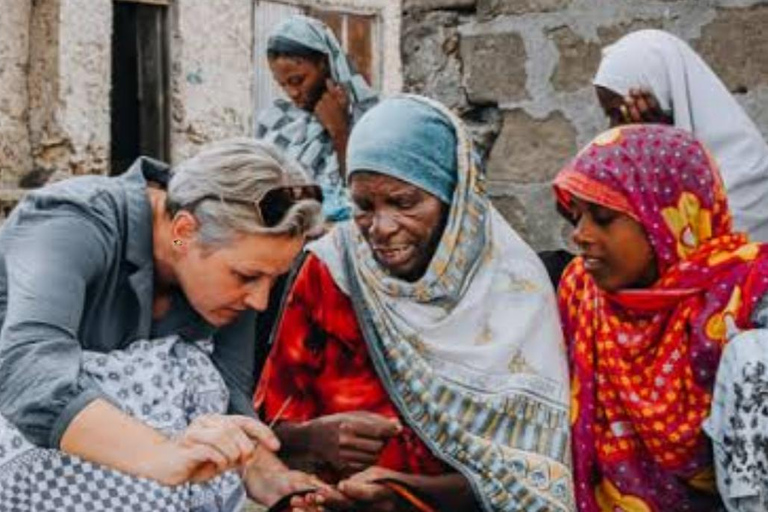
[
  {"x1": 705, "y1": 296, "x2": 768, "y2": 512},
  {"x1": 0, "y1": 336, "x2": 245, "y2": 512}
]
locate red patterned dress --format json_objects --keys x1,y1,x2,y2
[{"x1": 254, "y1": 253, "x2": 449, "y2": 481}]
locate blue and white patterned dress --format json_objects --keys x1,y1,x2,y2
[{"x1": 0, "y1": 336, "x2": 245, "y2": 512}]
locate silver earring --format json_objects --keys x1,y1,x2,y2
[{"x1": 173, "y1": 239, "x2": 183, "y2": 247}]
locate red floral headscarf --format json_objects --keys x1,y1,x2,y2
[{"x1": 554, "y1": 124, "x2": 768, "y2": 512}]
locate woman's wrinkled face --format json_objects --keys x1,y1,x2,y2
[
  {"x1": 269, "y1": 56, "x2": 328, "y2": 111},
  {"x1": 175, "y1": 231, "x2": 304, "y2": 327},
  {"x1": 569, "y1": 197, "x2": 658, "y2": 292},
  {"x1": 351, "y1": 172, "x2": 449, "y2": 282}
]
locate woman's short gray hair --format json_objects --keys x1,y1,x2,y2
[{"x1": 166, "y1": 138, "x2": 322, "y2": 247}]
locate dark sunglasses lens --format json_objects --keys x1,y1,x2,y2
[{"x1": 260, "y1": 185, "x2": 323, "y2": 227}]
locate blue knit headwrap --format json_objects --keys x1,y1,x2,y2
[{"x1": 346, "y1": 97, "x2": 457, "y2": 204}]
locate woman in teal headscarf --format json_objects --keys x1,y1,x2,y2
[
  {"x1": 255, "y1": 15, "x2": 378, "y2": 222},
  {"x1": 255, "y1": 95, "x2": 574, "y2": 511}
]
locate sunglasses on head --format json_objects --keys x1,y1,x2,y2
[{"x1": 186, "y1": 183, "x2": 323, "y2": 228}]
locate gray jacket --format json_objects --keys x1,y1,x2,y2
[{"x1": 0, "y1": 159, "x2": 258, "y2": 448}]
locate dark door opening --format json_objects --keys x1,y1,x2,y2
[{"x1": 111, "y1": 0, "x2": 170, "y2": 175}]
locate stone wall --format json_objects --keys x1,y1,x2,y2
[
  {"x1": 30, "y1": 0, "x2": 113, "y2": 179},
  {"x1": 402, "y1": 0, "x2": 768, "y2": 251},
  {"x1": 0, "y1": 0, "x2": 112, "y2": 191},
  {"x1": 0, "y1": 1, "x2": 32, "y2": 188}
]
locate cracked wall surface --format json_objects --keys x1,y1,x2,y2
[
  {"x1": 28, "y1": 0, "x2": 112, "y2": 181},
  {"x1": 0, "y1": 1, "x2": 32, "y2": 188},
  {"x1": 169, "y1": 0, "x2": 255, "y2": 163},
  {"x1": 403, "y1": 0, "x2": 768, "y2": 251}
]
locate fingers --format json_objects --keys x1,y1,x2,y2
[
  {"x1": 314, "y1": 486, "x2": 357, "y2": 510},
  {"x1": 229, "y1": 415, "x2": 280, "y2": 451},
  {"x1": 337, "y1": 480, "x2": 393, "y2": 504},
  {"x1": 185, "y1": 421, "x2": 247, "y2": 466},
  {"x1": 184, "y1": 442, "x2": 230, "y2": 473},
  {"x1": 285, "y1": 474, "x2": 337, "y2": 512},
  {"x1": 291, "y1": 492, "x2": 325, "y2": 510},
  {"x1": 342, "y1": 415, "x2": 401, "y2": 440},
  {"x1": 334, "y1": 415, "x2": 400, "y2": 470},
  {"x1": 626, "y1": 88, "x2": 665, "y2": 123},
  {"x1": 632, "y1": 91, "x2": 651, "y2": 115},
  {"x1": 339, "y1": 447, "x2": 379, "y2": 465},
  {"x1": 642, "y1": 90, "x2": 662, "y2": 113},
  {"x1": 335, "y1": 420, "x2": 398, "y2": 470},
  {"x1": 322, "y1": 78, "x2": 348, "y2": 106},
  {"x1": 618, "y1": 104, "x2": 631, "y2": 124},
  {"x1": 627, "y1": 101, "x2": 643, "y2": 123},
  {"x1": 185, "y1": 415, "x2": 278, "y2": 471},
  {"x1": 325, "y1": 79, "x2": 344, "y2": 96},
  {"x1": 339, "y1": 431, "x2": 386, "y2": 454},
  {"x1": 342, "y1": 465, "x2": 397, "y2": 485}
]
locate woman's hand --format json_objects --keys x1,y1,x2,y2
[
  {"x1": 338, "y1": 466, "x2": 407, "y2": 512},
  {"x1": 245, "y1": 464, "x2": 329, "y2": 508},
  {"x1": 301, "y1": 411, "x2": 401, "y2": 475},
  {"x1": 296, "y1": 467, "x2": 408, "y2": 512},
  {"x1": 153, "y1": 414, "x2": 280, "y2": 486},
  {"x1": 620, "y1": 87, "x2": 673, "y2": 125},
  {"x1": 314, "y1": 79, "x2": 350, "y2": 141},
  {"x1": 304, "y1": 467, "x2": 480, "y2": 512}
]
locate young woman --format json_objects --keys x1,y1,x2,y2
[
  {"x1": 256, "y1": 95, "x2": 575, "y2": 512},
  {"x1": 593, "y1": 29, "x2": 768, "y2": 241},
  {"x1": 256, "y1": 14, "x2": 378, "y2": 222},
  {"x1": 554, "y1": 124, "x2": 768, "y2": 511}
]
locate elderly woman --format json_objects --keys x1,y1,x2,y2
[
  {"x1": 555, "y1": 124, "x2": 768, "y2": 511},
  {"x1": 593, "y1": 29, "x2": 768, "y2": 241},
  {"x1": 255, "y1": 14, "x2": 378, "y2": 222},
  {"x1": 0, "y1": 139, "x2": 325, "y2": 511},
  {"x1": 256, "y1": 95, "x2": 575, "y2": 511}
]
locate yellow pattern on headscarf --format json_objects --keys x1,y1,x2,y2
[{"x1": 661, "y1": 192, "x2": 713, "y2": 258}]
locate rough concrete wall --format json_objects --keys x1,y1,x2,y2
[
  {"x1": 170, "y1": 0, "x2": 255, "y2": 163},
  {"x1": 402, "y1": 0, "x2": 768, "y2": 251},
  {"x1": 28, "y1": 0, "x2": 112, "y2": 180},
  {"x1": 0, "y1": 1, "x2": 32, "y2": 188}
]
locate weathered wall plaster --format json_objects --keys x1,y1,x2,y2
[
  {"x1": 404, "y1": 0, "x2": 768, "y2": 251},
  {"x1": 0, "y1": 1, "x2": 32, "y2": 187}
]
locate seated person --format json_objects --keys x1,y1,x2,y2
[
  {"x1": 555, "y1": 124, "x2": 768, "y2": 511},
  {"x1": 256, "y1": 95, "x2": 575, "y2": 511},
  {"x1": 0, "y1": 139, "x2": 326, "y2": 511},
  {"x1": 594, "y1": 29, "x2": 768, "y2": 241},
  {"x1": 256, "y1": 14, "x2": 378, "y2": 223}
]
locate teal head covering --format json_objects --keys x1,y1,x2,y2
[{"x1": 346, "y1": 96, "x2": 457, "y2": 204}]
